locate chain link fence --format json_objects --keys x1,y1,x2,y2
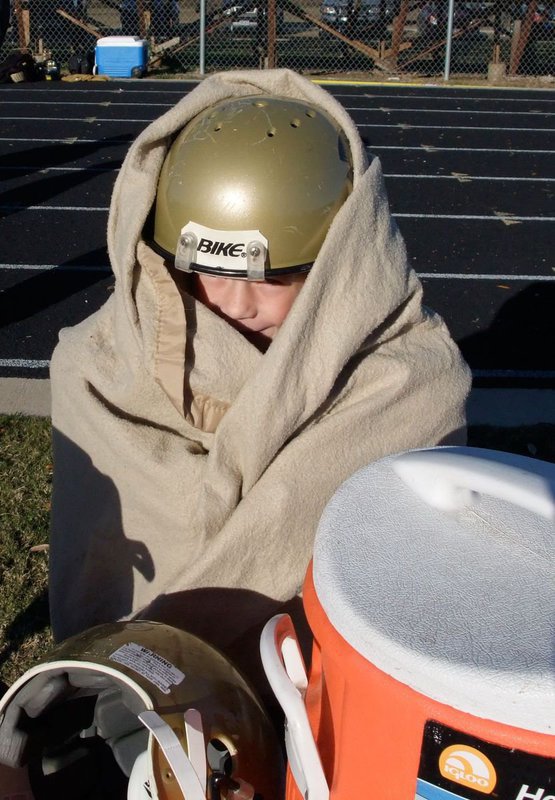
[{"x1": 0, "y1": 0, "x2": 553, "y2": 80}]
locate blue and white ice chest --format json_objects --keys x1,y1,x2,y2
[{"x1": 95, "y1": 36, "x2": 148, "y2": 78}]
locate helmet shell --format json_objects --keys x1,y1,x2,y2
[
  {"x1": 0, "y1": 620, "x2": 283, "y2": 799},
  {"x1": 153, "y1": 95, "x2": 353, "y2": 276}
]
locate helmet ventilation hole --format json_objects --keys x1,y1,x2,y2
[
  {"x1": 267, "y1": 128, "x2": 276, "y2": 138},
  {"x1": 305, "y1": 110, "x2": 316, "y2": 118},
  {"x1": 207, "y1": 738, "x2": 234, "y2": 776},
  {"x1": 290, "y1": 119, "x2": 301, "y2": 128},
  {"x1": 214, "y1": 124, "x2": 222, "y2": 132}
]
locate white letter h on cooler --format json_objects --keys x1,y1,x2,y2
[{"x1": 516, "y1": 786, "x2": 555, "y2": 800}]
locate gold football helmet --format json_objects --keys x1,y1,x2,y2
[
  {"x1": 152, "y1": 95, "x2": 353, "y2": 281},
  {"x1": 0, "y1": 620, "x2": 283, "y2": 799}
]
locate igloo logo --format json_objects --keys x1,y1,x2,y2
[{"x1": 439, "y1": 744, "x2": 497, "y2": 794}]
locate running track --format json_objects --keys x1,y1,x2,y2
[{"x1": 0, "y1": 80, "x2": 554, "y2": 407}]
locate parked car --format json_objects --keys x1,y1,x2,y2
[
  {"x1": 225, "y1": 1, "x2": 284, "y2": 33},
  {"x1": 320, "y1": 0, "x2": 401, "y2": 38},
  {"x1": 198, "y1": 0, "x2": 284, "y2": 33},
  {"x1": 416, "y1": 0, "x2": 492, "y2": 38},
  {"x1": 515, "y1": 2, "x2": 555, "y2": 38}
]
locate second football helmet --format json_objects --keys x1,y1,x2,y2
[{"x1": 0, "y1": 620, "x2": 283, "y2": 799}]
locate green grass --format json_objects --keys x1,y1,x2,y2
[
  {"x1": 0, "y1": 414, "x2": 553, "y2": 690},
  {"x1": 0, "y1": 415, "x2": 53, "y2": 688}
]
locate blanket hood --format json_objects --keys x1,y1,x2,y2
[
  {"x1": 106, "y1": 69, "x2": 433, "y2": 499},
  {"x1": 108, "y1": 70, "x2": 368, "y2": 294},
  {"x1": 108, "y1": 71, "x2": 418, "y2": 389}
]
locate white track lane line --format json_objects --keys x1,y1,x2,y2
[
  {"x1": 2, "y1": 264, "x2": 553, "y2": 281},
  {"x1": 344, "y1": 106, "x2": 555, "y2": 116},
  {"x1": 3, "y1": 87, "x2": 554, "y2": 102},
  {"x1": 331, "y1": 91, "x2": 555, "y2": 103},
  {"x1": 0, "y1": 264, "x2": 111, "y2": 271},
  {"x1": 0, "y1": 359, "x2": 50, "y2": 368},
  {"x1": 2, "y1": 205, "x2": 554, "y2": 221},
  {"x1": 386, "y1": 174, "x2": 555, "y2": 182},
  {"x1": 3, "y1": 165, "x2": 553, "y2": 182},
  {"x1": 0, "y1": 86, "x2": 196, "y2": 94},
  {"x1": 418, "y1": 272, "x2": 555, "y2": 280},
  {"x1": 396, "y1": 213, "x2": 554, "y2": 220},
  {"x1": 1, "y1": 165, "x2": 119, "y2": 172},
  {"x1": 2, "y1": 100, "x2": 553, "y2": 117},
  {"x1": 0, "y1": 136, "x2": 130, "y2": 143},
  {"x1": 3, "y1": 116, "x2": 554, "y2": 133},
  {"x1": 3, "y1": 116, "x2": 156, "y2": 123},
  {"x1": 359, "y1": 122, "x2": 555, "y2": 132},
  {"x1": 0, "y1": 100, "x2": 173, "y2": 107},
  {"x1": 371, "y1": 145, "x2": 555, "y2": 153},
  {"x1": 0, "y1": 204, "x2": 110, "y2": 210},
  {"x1": 0, "y1": 136, "x2": 552, "y2": 154}
]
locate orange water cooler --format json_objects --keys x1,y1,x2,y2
[{"x1": 260, "y1": 447, "x2": 555, "y2": 800}]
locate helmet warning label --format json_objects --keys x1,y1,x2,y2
[
  {"x1": 415, "y1": 721, "x2": 554, "y2": 800},
  {"x1": 110, "y1": 642, "x2": 185, "y2": 694}
]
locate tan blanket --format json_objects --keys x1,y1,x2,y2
[{"x1": 49, "y1": 69, "x2": 470, "y2": 677}]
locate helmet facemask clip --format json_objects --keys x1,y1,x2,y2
[
  {"x1": 245, "y1": 240, "x2": 266, "y2": 282},
  {"x1": 175, "y1": 231, "x2": 198, "y2": 273}
]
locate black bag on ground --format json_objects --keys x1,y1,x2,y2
[
  {"x1": 68, "y1": 50, "x2": 94, "y2": 74},
  {"x1": 0, "y1": 51, "x2": 40, "y2": 83}
]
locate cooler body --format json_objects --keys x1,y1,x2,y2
[
  {"x1": 293, "y1": 567, "x2": 554, "y2": 800},
  {"x1": 95, "y1": 36, "x2": 148, "y2": 77},
  {"x1": 261, "y1": 448, "x2": 555, "y2": 800}
]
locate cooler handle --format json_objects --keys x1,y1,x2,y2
[
  {"x1": 260, "y1": 614, "x2": 329, "y2": 800},
  {"x1": 392, "y1": 447, "x2": 555, "y2": 519}
]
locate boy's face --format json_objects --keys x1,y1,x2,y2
[{"x1": 193, "y1": 272, "x2": 306, "y2": 351}]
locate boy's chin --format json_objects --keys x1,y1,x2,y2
[
  {"x1": 242, "y1": 328, "x2": 274, "y2": 352},
  {"x1": 227, "y1": 318, "x2": 277, "y2": 351}
]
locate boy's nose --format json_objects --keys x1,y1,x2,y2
[{"x1": 220, "y1": 280, "x2": 257, "y2": 320}]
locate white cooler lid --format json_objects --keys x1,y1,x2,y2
[
  {"x1": 313, "y1": 446, "x2": 555, "y2": 734},
  {"x1": 96, "y1": 36, "x2": 146, "y2": 47}
]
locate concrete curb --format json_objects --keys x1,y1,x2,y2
[
  {"x1": 1, "y1": 379, "x2": 554, "y2": 427},
  {"x1": 0, "y1": 378, "x2": 52, "y2": 417}
]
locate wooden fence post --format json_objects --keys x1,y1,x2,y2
[
  {"x1": 509, "y1": 1, "x2": 536, "y2": 75},
  {"x1": 14, "y1": 0, "x2": 30, "y2": 50},
  {"x1": 267, "y1": 0, "x2": 277, "y2": 68}
]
